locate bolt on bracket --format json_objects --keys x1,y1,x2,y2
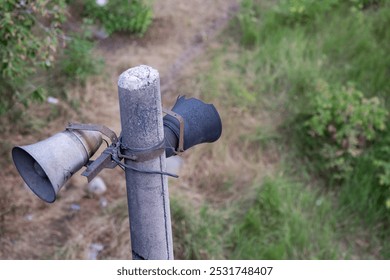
[{"x1": 162, "y1": 108, "x2": 184, "y2": 154}]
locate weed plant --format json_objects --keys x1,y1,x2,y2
[
  {"x1": 83, "y1": 0, "x2": 152, "y2": 35},
  {"x1": 171, "y1": 199, "x2": 225, "y2": 259},
  {"x1": 60, "y1": 20, "x2": 104, "y2": 85},
  {"x1": 173, "y1": 0, "x2": 389, "y2": 259},
  {"x1": 0, "y1": 0, "x2": 66, "y2": 115},
  {"x1": 0, "y1": 1, "x2": 106, "y2": 125},
  {"x1": 172, "y1": 178, "x2": 350, "y2": 259},
  {"x1": 234, "y1": 0, "x2": 390, "y2": 258}
]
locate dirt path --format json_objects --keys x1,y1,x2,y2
[
  {"x1": 0, "y1": 0, "x2": 238, "y2": 259},
  {"x1": 83, "y1": 0, "x2": 238, "y2": 133}
]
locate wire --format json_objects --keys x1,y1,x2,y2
[
  {"x1": 164, "y1": 135, "x2": 177, "y2": 154},
  {"x1": 112, "y1": 157, "x2": 179, "y2": 178},
  {"x1": 101, "y1": 134, "x2": 179, "y2": 178}
]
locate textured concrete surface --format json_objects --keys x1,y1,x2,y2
[{"x1": 118, "y1": 65, "x2": 173, "y2": 260}]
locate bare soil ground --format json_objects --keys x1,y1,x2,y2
[{"x1": 0, "y1": 0, "x2": 240, "y2": 259}]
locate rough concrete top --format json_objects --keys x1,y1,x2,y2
[{"x1": 118, "y1": 65, "x2": 159, "y2": 91}]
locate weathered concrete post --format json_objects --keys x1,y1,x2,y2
[{"x1": 118, "y1": 65, "x2": 174, "y2": 260}]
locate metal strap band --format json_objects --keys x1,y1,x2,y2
[
  {"x1": 119, "y1": 140, "x2": 165, "y2": 162},
  {"x1": 162, "y1": 108, "x2": 184, "y2": 154}
]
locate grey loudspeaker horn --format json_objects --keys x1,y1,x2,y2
[{"x1": 12, "y1": 130, "x2": 102, "y2": 203}]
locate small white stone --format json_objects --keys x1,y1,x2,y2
[
  {"x1": 86, "y1": 243, "x2": 104, "y2": 260},
  {"x1": 87, "y1": 176, "x2": 107, "y2": 195},
  {"x1": 47, "y1": 96, "x2": 59, "y2": 104},
  {"x1": 315, "y1": 198, "x2": 323, "y2": 206},
  {"x1": 96, "y1": 0, "x2": 108, "y2": 7},
  {"x1": 99, "y1": 197, "x2": 108, "y2": 208},
  {"x1": 24, "y1": 214, "x2": 33, "y2": 221},
  {"x1": 70, "y1": 203, "x2": 81, "y2": 211},
  {"x1": 93, "y1": 28, "x2": 109, "y2": 40}
]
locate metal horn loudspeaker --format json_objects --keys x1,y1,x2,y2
[
  {"x1": 163, "y1": 96, "x2": 222, "y2": 157},
  {"x1": 12, "y1": 130, "x2": 102, "y2": 203}
]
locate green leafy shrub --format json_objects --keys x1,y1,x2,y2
[
  {"x1": 274, "y1": 0, "x2": 383, "y2": 25},
  {"x1": 369, "y1": 131, "x2": 390, "y2": 209},
  {"x1": 349, "y1": 0, "x2": 385, "y2": 10},
  {"x1": 337, "y1": 132, "x2": 390, "y2": 238},
  {"x1": 303, "y1": 81, "x2": 387, "y2": 180},
  {"x1": 274, "y1": 0, "x2": 339, "y2": 24},
  {"x1": 0, "y1": 0, "x2": 67, "y2": 114},
  {"x1": 318, "y1": 6, "x2": 390, "y2": 101},
  {"x1": 60, "y1": 20, "x2": 104, "y2": 84},
  {"x1": 83, "y1": 0, "x2": 152, "y2": 35},
  {"x1": 237, "y1": 0, "x2": 260, "y2": 47},
  {"x1": 233, "y1": 0, "x2": 389, "y2": 256}
]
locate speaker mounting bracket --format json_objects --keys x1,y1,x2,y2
[
  {"x1": 162, "y1": 108, "x2": 184, "y2": 154},
  {"x1": 66, "y1": 122, "x2": 118, "y2": 144},
  {"x1": 66, "y1": 123, "x2": 119, "y2": 182}
]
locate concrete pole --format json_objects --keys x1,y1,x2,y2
[{"x1": 118, "y1": 65, "x2": 174, "y2": 260}]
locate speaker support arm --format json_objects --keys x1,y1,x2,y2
[
  {"x1": 66, "y1": 123, "x2": 119, "y2": 182},
  {"x1": 82, "y1": 147, "x2": 118, "y2": 182},
  {"x1": 66, "y1": 121, "x2": 179, "y2": 182},
  {"x1": 66, "y1": 123, "x2": 119, "y2": 144}
]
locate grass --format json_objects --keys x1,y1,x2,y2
[
  {"x1": 171, "y1": 198, "x2": 225, "y2": 259},
  {"x1": 171, "y1": 0, "x2": 389, "y2": 259},
  {"x1": 231, "y1": 0, "x2": 390, "y2": 105},
  {"x1": 1, "y1": 0, "x2": 388, "y2": 260},
  {"x1": 171, "y1": 176, "x2": 368, "y2": 259},
  {"x1": 228, "y1": 177, "x2": 342, "y2": 259}
]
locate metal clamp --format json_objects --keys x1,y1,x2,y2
[
  {"x1": 66, "y1": 122, "x2": 119, "y2": 182},
  {"x1": 162, "y1": 108, "x2": 184, "y2": 154},
  {"x1": 119, "y1": 140, "x2": 165, "y2": 162},
  {"x1": 66, "y1": 119, "x2": 180, "y2": 181}
]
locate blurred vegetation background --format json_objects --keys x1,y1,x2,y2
[
  {"x1": 0, "y1": 0, "x2": 389, "y2": 259},
  {"x1": 0, "y1": 0, "x2": 151, "y2": 116},
  {"x1": 175, "y1": 0, "x2": 389, "y2": 259}
]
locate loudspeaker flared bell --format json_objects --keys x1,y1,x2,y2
[
  {"x1": 12, "y1": 130, "x2": 102, "y2": 203},
  {"x1": 163, "y1": 96, "x2": 222, "y2": 157}
]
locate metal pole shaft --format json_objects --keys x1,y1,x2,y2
[{"x1": 118, "y1": 65, "x2": 174, "y2": 260}]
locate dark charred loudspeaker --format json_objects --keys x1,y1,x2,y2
[{"x1": 163, "y1": 96, "x2": 222, "y2": 157}]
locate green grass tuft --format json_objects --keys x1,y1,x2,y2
[{"x1": 228, "y1": 178, "x2": 341, "y2": 259}]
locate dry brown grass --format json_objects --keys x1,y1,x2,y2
[{"x1": 0, "y1": 0, "x2": 243, "y2": 259}]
